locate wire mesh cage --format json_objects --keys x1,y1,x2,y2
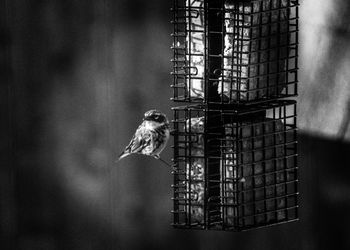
[
  {"x1": 171, "y1": 0, "x2": 299, "y2": 105},
  {"x1": 171, "y1": 100, "x2": 298, "y2": 231}
]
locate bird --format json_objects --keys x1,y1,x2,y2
[{"x1": 118, "y1": 110, "x2": 170, "y2": 165}]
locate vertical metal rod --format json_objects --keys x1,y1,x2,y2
[
  {"x1": 294, "y1": 0, "x2": 299, "y2": 96},
  {"x1": 206, "y1": 0, "x2": 223, "y2": 229}
]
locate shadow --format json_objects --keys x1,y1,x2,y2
[{"x1": 299, "y1": 132, "x2": 350, "y2": 250}]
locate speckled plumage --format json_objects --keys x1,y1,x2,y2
[{"x1": 118, "y1": 110, "x2": 170, "y2": 160}]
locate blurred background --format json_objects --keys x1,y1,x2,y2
[{"x1": 2, "y1": 0, "x2": 350, "y2": 249}]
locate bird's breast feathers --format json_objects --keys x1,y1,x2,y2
[
  {"x1": 143, "y1": 120, "x2": 160, "y2": 130},
  {"x1": 119, "y1": 114, "x2": 169, "y2": 160},
  {"x1": 142, "y1": 120, "x2": 170, "y2": 154}
]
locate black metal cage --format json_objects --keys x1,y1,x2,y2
[
  {"x1": 171, "y1": 0, "x2": 299, "y2": 105},
  {"x1": 171, "y1": 100, "x2": 298, "y2": 231}
]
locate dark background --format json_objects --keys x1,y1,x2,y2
[{"x1": 2, "y1": 0, "x2": 350, "y2": 249}]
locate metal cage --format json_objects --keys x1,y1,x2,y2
[
  {"x1": 171, "y1": 0, "x2": 299, "y2": 105},
  {"x1": 171, "y1": 100, "x2": 298, "y2": 231}
]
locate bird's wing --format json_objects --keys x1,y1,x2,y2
[{"x1": 124, "y1": 124, "x2": 152, "y2": 154}]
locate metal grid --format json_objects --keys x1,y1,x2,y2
[
  {"x1": 171, "y1": 0, "x2": 299, "y2": 104},
  {"x1": 171, "y1": 100, "x2": 298, "y2": 231}
]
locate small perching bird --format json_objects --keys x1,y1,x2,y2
[{"x1": 118, "y1": 110, "x2": 170, "y2": 166}]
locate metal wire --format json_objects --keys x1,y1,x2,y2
[
  {"x1": 171, "y1": 0, "x2": 299, "y2": 231},
  {"x1": 171, "y1": 0, "x2": 299, "y2": 105},
  {"x1": 171, "y1": 100, "x2": 298, "y2": 231}
]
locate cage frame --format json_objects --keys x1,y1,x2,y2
[
  {"x1": 171, "y1": 99, "x2": 299, "y2": 231},
  {"x1": 171, "y1": 0, "x2": 299, "y2": 105}
]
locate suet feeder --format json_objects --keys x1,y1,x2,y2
[
  {"x1": 171, "y1": 0, "x2": 298, "y2": 104},
  {"x1": 171, "y1": 0, "x2": 299, "y2": 231}
]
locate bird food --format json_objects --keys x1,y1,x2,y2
[
  {"x1": 172, "y1": 100, "x2": 298, "y2": 230},
  {"x1": 171, "y1": 0, "x2": 299, "y2": 232},
  {"x1": 172, "y1": 0, "x2": 298, "y2": 104}
]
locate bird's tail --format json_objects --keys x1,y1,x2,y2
[{"x1": 117, "y1": 151, "x2": 129, "y2": 161}]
